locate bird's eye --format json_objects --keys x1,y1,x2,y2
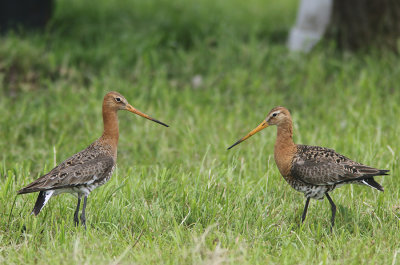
[
  {"x1": 115, "y1": 97, "x2": 121, "y2": 103},
  {"x1": 272, "y1": 113, "x2": 278, "y2": 117}
]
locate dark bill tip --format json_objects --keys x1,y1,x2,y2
[
  {"x1": 227, "y1": 139, "x2": 243, "y2": 150},
  {"x1": 152, "y1": 119, "x2": 169, "y2": 127}
]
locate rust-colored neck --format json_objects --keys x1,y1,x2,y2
[
  {"x1": 274, "y1": 118, "x2": 296, "y2": 177},
  {"x1": 100, "y1": 104, "x2": 119, "y2": 158},
  {"x1": 275, "y1": 119, "x2": 295, "y2": 149}
]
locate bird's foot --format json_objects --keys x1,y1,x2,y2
[
  {"x1": 80, "y1": 215, "x2": 86, "y2": 230},
  {"x1": 74, "y1": 215, "x2": 79, "y2": 227}
]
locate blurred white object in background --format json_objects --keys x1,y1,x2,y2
[
  {"x1": 191, "y1": 74, "x2": 203, "y2": 89},
  {"x1": 287, "y1": 0, "x2": 333, "y2": 52}
]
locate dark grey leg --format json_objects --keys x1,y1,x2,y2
[
  {"x1": 80, "y1": 196, "x2": 87, "y2": 229},
  {"x1": 325, "y1": 193, "x2": 336, "y2": 230},
  {"x1": 301, "y1": 198, "x2": 311, "y2": 223},
  {"x1": 74, "y1": 198, "x2": 81, "y2": 226}
]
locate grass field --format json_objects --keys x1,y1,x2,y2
[{"x1": 1, "y1": 0, "x2": 400, "y2": 264}]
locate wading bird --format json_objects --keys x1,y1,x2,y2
[
  {"x1": 18, "y1": 91, "x2": 168, "y2": 228},
  {"x1": 227, "y1": 106, "x2": 388, "y2": 229}
]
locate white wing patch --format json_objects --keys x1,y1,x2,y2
[
  {"x1": 361, "y1": 180, "x2": 375, "y2": 189},
  {"x1": 43, "y1": 190, "x2": 54, "y2": 207},
  {"x1": 30, "y1": 190, "x2": 55, "y2": 216}
]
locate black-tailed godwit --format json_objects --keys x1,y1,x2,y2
[
  {"x1": 228, "y1": 106, "x2": 388, "y2": 229},
  {"x1": 18, "y1": 91, "x2": 168, "y2": 228}
]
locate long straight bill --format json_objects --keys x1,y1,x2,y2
[
  {"x1": 227, "y1": 120, "x2": 268, "y2": 150},
  {"x1": 126, "y1": 104, "x2": 169, "y2": 127}
]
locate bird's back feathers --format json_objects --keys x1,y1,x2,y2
[
  {"x1": 18, "y1": 143, "x2": 115, "y2": 194},
  {"x1": 291, "y1": 145, "x2": 388, "y2": 187}
]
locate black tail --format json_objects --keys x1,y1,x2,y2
[
  {"x1": 374, "y1": 169, "x2": 390, "y2": 176},
  {"x1": 31, "y1": 191, "x2": 46, "y2": 216},
  {"x1": 360, "y1": 169, "x2": 389, "y2": 192},
  {"x1": 362, "y1": 178, "x2": 384, "y2": 192}
]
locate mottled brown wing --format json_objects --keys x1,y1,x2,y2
[
  {"x1": 292, "y1": 160, "x2": 356, "y2": 185},
  {"x1": 291, "y1": 145, "x2": 385, "y2": 186},
  {"x1": 48, "y1": 145, "x2": 102, "y2": 172},
  {"x1": 18, "y1": 155, "x2": 114, "y2": 193}
]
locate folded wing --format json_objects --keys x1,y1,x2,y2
[
  {"x1": 18, "y1": 154, "x2": 114, "y2": 194},
  {"x1": 291, "y1": 145, "x2": 389, "y2": 186}
]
